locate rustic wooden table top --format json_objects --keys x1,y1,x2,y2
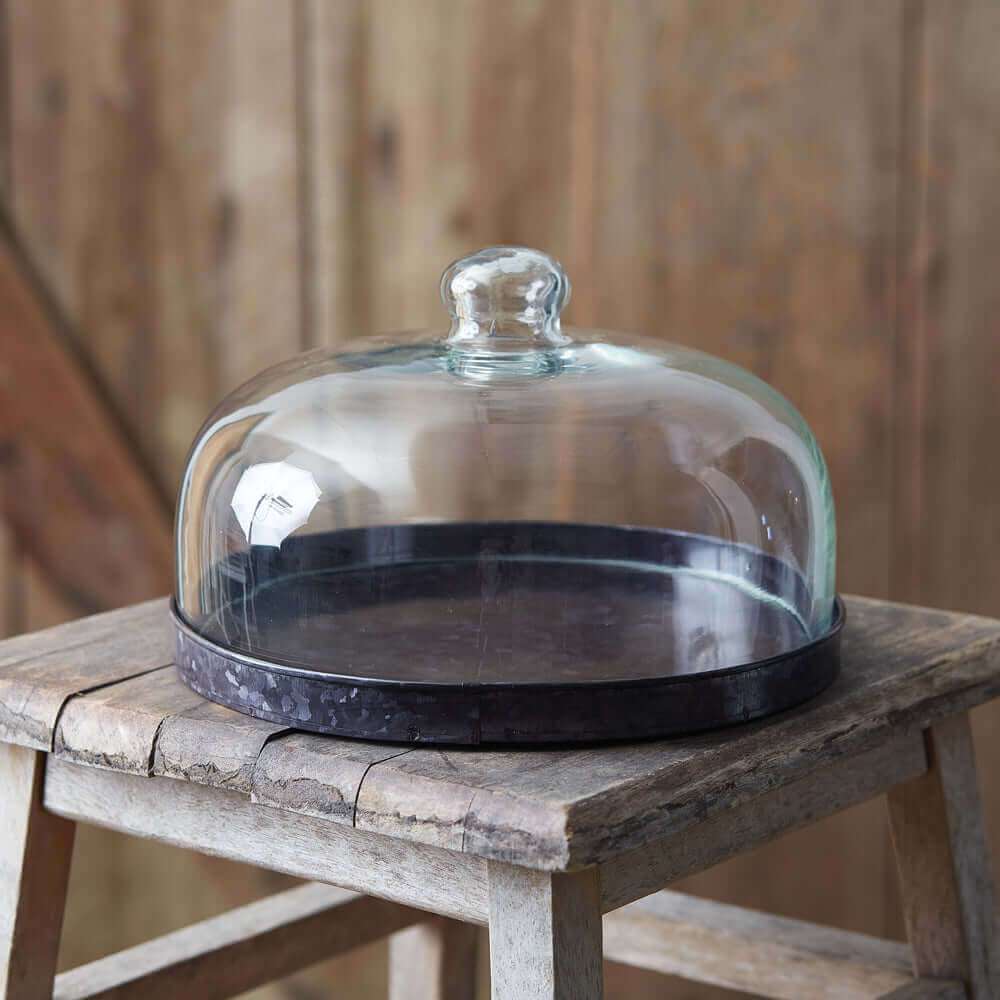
[{"x1": 1, "y1": 595, "x2": 999, "y2": 872}]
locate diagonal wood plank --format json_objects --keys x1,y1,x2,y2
[
  {"x1": 0, "y1": 215, "x2": 171, "y2": 613},
  {"x1": 52, "y1": 883, "x2": 423, "y2": 1000}
]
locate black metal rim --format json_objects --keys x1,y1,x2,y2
[{"x1": 170, "y1": 596, "x2": 844, "y2": 745}]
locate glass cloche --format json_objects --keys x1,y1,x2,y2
[{"x1": 172, "y1": 247, "x2": 842, "y2": 744}]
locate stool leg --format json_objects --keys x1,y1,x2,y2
[
  {"x1": 887, "y1": 712, "x2": 1000, "y2": 999},
  {"x1": 389, "y1": 917, "x2": 479, "y2": 1000},
  {"x1": 1, "y1": 744, "x2": 75, "y2": 1000},
  {"x1": 487, "y1": 862, "x2": 603, "y2": 1000}
]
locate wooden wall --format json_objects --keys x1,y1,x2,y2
[{"x1": 1, "y1": 2, "x2": 997, "y2": 997}]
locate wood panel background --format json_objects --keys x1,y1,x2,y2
[{"x1": 0, "y1": 1, "x2": 997, "y2": 997}]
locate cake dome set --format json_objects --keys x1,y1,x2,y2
[{"x1": 171, "y1": 247, "x2": 841, "y2": 743}]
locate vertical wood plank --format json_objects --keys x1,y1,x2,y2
[
  {"x1": 389, "y1": 919, "x2": 478, "y2": 1000},
  {"x1": 887, "y1": 714, "x2": 1000, "y2": 998},
  {"x1": 892, "y1": 0, "x2": 1000, "y2": 616},
  {"x1": 578, "y1": 0, "x2": 906, "y2": 957},
  {"x1": 488, "y1": 863, "x2": 603, "y2": 1000},
  {"x1": 893, "y1": 0, "x2": 1000, "y2": 957},
  {"x1": 359, "y1": 0, "x2": 576, "y2": 336},
  {"x1": 297, "y1": 0, "x2": 367, "y2": 348},
  {"x1": 0, "y1": 744, "x2": 75, "y2": 1000},
  {"x1": 580, "y1": 0, "x2": 902, "y2": 601}
]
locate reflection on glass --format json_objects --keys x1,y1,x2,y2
[{"x1": 175, "y1": 247, "x2": 837, "y2": 685}]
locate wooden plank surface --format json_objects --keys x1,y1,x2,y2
[
  {"x1": 0, "y1": 744, "x2": 75, "y2": 1000},
  {"x1": 55, "y1": 668, "x2": 203, "y2": 775},
  {"x1": 153, "y1": 698, "x2": 286, "y2": 795},
  {"x1": 43, "y1": 757, "x2": 490, "y2": 926},
  {"x1": 352, "y1": 596, "x2": 1000, "y2": 868},
  {"x1": 4, "y1": 594, "x2": 1000, "y2": 875},
  {"x1": 252, "y1": 732, "x2": 409, "y2": 824},
  {"x1": 0, "y1": 599, "x2": 169, "y2": 750},
  {"x1": 52, "y1": 883, "x2": 422, "y2": 1000},
  {"x1": 599, "y1": 731, "x2": 927, "y2": 913},
  {"x1": 603, "y1": 889, "x2": 915, "y2": 1000}
]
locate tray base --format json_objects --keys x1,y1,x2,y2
[{"x1": 171, "y1": 523, "x2": 842, "y2": 744}]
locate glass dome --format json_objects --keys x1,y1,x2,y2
[{"x1": 172, "y1": 246, "x2": 841, "y2": 744}]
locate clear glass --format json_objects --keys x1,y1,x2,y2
[{"x1": 175, "y1": 247, "x2": 836, "y2": 685}]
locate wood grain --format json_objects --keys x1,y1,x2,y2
[
  {"x1": 388, "y1": 919, "x2": 478, "y2": 1000},
  {"x1": 3, "y1": 594, "x2": 998, "y2": 876},
  {"x1": 599, "y1": 731, "x2": 927, "y2": 913},
  {"x1": 52, "y1": 883, "x2": 422, "y2": 1000},
  {"x1": 888, "y1": 714, "x2": 1000, "y2": 999},
  {"x1": 603, "y1": 889, "x2": 915, "y2": 999},
  {"x1": 892, "y1": 0, "x2": 1000, "y2": 977},
  {"x1": 252, "y1": 731, "x2": 408, "y2": 824},
  {"x1": 0, "y1": 220, "x2": 171, "y2": 613},
  {"x1": 0, "y1": 599, "x2": 170, "y2": 750},
  {"x1": 0, "y1": 743, "x2": 75, "y2": 1000},
  {"x1": 8, "y1": 0, "x2": 304, "y2": 490},
  {"x1": 297, "y1": 0, "x2": 366, "y2": 348},
  {"x1": 488, "y1": 863, "x2": 603, "y2": 1000},
  {"x1": 346, "y1": 596, "x2": 1000, "y2": 868},
  {"x1": 153, "y1": 698, "x2": 286, "y2": 795},
  {"x1": 55, "y1": 668, "x2": 202, "y2": 775},
  {"x1": 43, "y1": 757, "x2": 491, "y2": 926}
]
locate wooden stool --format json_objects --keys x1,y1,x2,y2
[{"x1": 2, "y1": 595, "x2": 999, "y2": 1000}]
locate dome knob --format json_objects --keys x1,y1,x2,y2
[{"x1": 441, "y1": 246, "x2": 571, "y2": 349}]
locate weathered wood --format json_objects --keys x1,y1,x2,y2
[
  {"x1": 0, "y1": 594, "x2": 165, "y2": 670},
  {"x1": 1, "y1": 743, "x2": 75, "y2": 1000},
  {"x1": 55, "y1": 668, "x2": 202, "y2": 775},
  {"x1": 350, "y1": 596, "x2": 1000, "y2": 868},
  {"x1": 151, "y1": 697, "x2": 284, "y2": 794},
  {"x1": 888, "y1": 715, "x2": 1000, "y2": 999},
  {"x1": 603, "y1": 888, "x2": 915, "y2": 999},
  {"x1": 599, "y1": 730, "x2": 927, "y2": 913},
  {"x1": 488, "y1": 863, "x2": 602, "y2": 1000},
  {"x1": 389, "y1": 919, "x2": 478, "y2": 1000},
  {"x1": 43, "y1": 757, "x2": 490, "y2": 925},
  {"x1": 51, "y1": 882, "x2": 422, "y2": 1000},
  {"x1": 0, "y1": 599, "x2": 170, "y2": 750},
  {"x1": 252, "y1": 732, "x2": 409, "y2": 824},
  {"x1": 56, "y1": 665, "x2": 286, "y2": 791},
  {"x1": 4, "y1": 595, "x2": 999, "y2": 875}
]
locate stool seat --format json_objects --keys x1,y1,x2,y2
[{"x1": 2, "y1": 594, "x2": 999, "y2": 1000}]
